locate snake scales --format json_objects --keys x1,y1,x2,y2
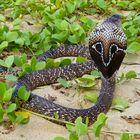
[{"x1": 1, "y1": 14, "x2": 127, "y2": 125}]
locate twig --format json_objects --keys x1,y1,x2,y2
[
  {"x1": 25, "y1": 46, "x2": 35, "y2": 56},
  {"x1": 22, "y1": 108, "x2": 140, "y2": 136},
  {"x1": 102, "y1": 130, "x2": 140, "y2": 135},
  {"x1": 21, "y1": 108, "x2": 75, "y2": 126},
  {"x1": 87, "y1": 133, "x2": 92, "y2": 140},
  {"x1": 122, "y1": 62, "x2": 140, "y2": 65}
]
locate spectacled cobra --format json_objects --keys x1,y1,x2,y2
[{"x1": 1, "y1": 14, "x2": 127, "y2": 125}]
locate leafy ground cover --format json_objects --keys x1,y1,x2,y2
[{"x1": 0, "y1": 0, "x2": 140, "y2": 140}]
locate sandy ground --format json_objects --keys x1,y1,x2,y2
[
  {"x1": 0, "y1": 52, "x2": 140, "y2": 140},
  {"x1": 0, "y1": 10, "x2": 140, "y2": 140}
]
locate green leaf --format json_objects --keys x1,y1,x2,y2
[
  {"x1": 17, "y1": 86, "x2": 30, "y2": 101},
  {"x1": 15, "y1": 111, "x2": 30, "y2": 119},
  {"x1": 20, "y1": 54, "x2": 27, "y2": 64},
  {"x1": 13, "y1": 18, "x2": 21, "y2": 26},
  {"x1": 15, "y1": 115, "x2": 24, "y2": 124},
  {"x1": 5, "y1": 74, "x2": 18, "y2": 82},
  {"x1": 66, "y1": 123, "x2": 75, "y2": 132},
  {"x1": 54, "y1": 61, "x2": 61, "y2": 67},
  {"x1": 70, "y1": 23, "x2": 81, "y2": 33},
  {"x1": 21, "y1": 32, "x2": 31, "y2": 46},
  {"x1": 53, "y1": 9, "x2": 65, "y2": 19},
  {"x1": 80, "y1": 16, "x2": 96, "y2": 31},
  {"x1": 0, "y1": 59, "x2": 6, "y2": 67},
  {"x1": 74, "y1": 0, "x2": 83, "y2": 8},
  {"x1": 60, "y1": 58, "x2": 72, "y2": 67},
  {"x1": 127, "y1": 42, "x2": 140, "y2": 53},
  {"x1": 31, "y1": 34, "x2": 41, "y2": 44},
  {"x1": 117, "y1": 1, "x2": 130, "y2": 7},
  {"x1": 22, "y1": 63, "x2": 32, "y2": 73},
  {"x1": 84, "y1": 93, "x2": 98, "y2": 103},
  {"x1": 53, "y1": 112, "x2": 59, "y2": 119},
  {"x1": 60, "y1": 20, "x2": 69, "y2": 30},
  {"x1": 0, "y1": 41, "x2": 8, "y2": 51},
  {"x1": 2, "y1": 88, "x2": 13, "y2": 102},
  {"x1": 7, "y1": 113, "x2": 16, "y2": 122},
  {"x1": 66, "y1": 1, "x2": 76, "y2": 14},
  {"x1": 82, "y1": 74, "x2": 96, "y2": 80},
  {"x1": 93, "y1": 121, "x2": 103, "y2": 137},
  {"x1": 52, "y1": 31, "x2": 68, "y2": 42},
  {"x1": 6, "y1": 103, "x2": 17, "y2": 113},
  {"x1": 57, "y1": 78, "x2": 72, "y2": 88},
  {"x1": 128, "y1": 25, "x2": 138, "y2": 36},
  {"x1": 55, "y1": 19, "x2": 69, "y2": 31},
  {"x1": 0, "y1": 104, "x2": 4, "y2": 122},
  {"x1": 46, "y1": 58, "x2": 55, "y2": 69},
  {"x1": 14, "y1": 54, "x2": 27, "y2": 67},
  {"x1": 5, "y1": 55, "x2": 14, "y2": 68},
  {"x1": 126, "y1": 70, "x2": 137, "y2": 80},
  {"x1": 35, "y1": 62, "x2": 46, "y2": 70},
  {"x1": 31, "y1": 56, "x2": 37, "y2": 71},
  {"x1": 12, "y1": 18, "x2": 21, "y2": 30},
  {"x1": 0, "y1": 108, "x2": 4, "y2": 123},
  {"x1": 68, "y1": 34, "x2": 79, "y2": 44},
  {"x1": 14, "y1": 56, "x2": 21, "y2": 67},
  {"x1": 15, "y1": 111, "x2": 30, "y2": 124},
  {"x1": 85, "y1": 117, "x2": 89, "y2": 126},
  {"x1": 121, "y1": 133, "x2": 132, "y2": 140},
  {"x1": 96, "y1": 0, "x2": 107, "y2": 10},
  {"x1": 15, "y1": 38, "x2": 24, "y2": 45},
  {"x1": 75, "y1": 117, "x2": 88, "y2": 136},
  {"x1": 5, "y1": 31, "x2": 19, "y2": 42},
  {"x1": 118, "y1": 72, "x2": 125, "y2": 83},
  {"x1": 54, "y1": 137, "x2": 66, "y2": 140},
  {"x1": 91, "y1": 70, "x2": 101, "y2": 78},
  {"x1": 0, "y1": 14, "x2": 5, "y2": 22},
  {"x1": 112, "y1": 98, "x2": 129, "y2": 111},
  {"x1": 75, "y1": 116, "x2": 82, "y2": 123},
  {"x1": 69, "y1": 132, "x2": 78, "y2": 140},
  {"x1": 97, "y1": 113, "x2": 107, "y2": 122},
  {"x1": 92, "y1": 113, "x2": 107, "y2": 137},
  {"x1": 0, "y1": 82, "x2": 6, "y2": 100},
  {"x1": 76, "y1": 75, "x2": 96, "y2": 88},
  {"x1": 76, "y1": 56, "x2": 87, "y2": 63}
]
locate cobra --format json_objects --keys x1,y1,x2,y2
[{"x1": 1, "y1": 14, "x2": 127, "y2": 125}]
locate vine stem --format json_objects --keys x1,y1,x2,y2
[
  {"x1": 122, "y1": 62, "x2": 140, "y2": 65},
  {"x1": 25, "y1": 46, "x2": 35, "y2": 56},
  {"x1": 21, "y1": 108, "x2": 140, "y2": 136},
  {"x1": 102, "y1": 130, "x2": 140, "y2": 135},
  {"x1": 21, "y1": 108, "x2": 75, "y2": 126}
]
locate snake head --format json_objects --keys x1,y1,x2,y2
[{"x1": 89, "y1": 14, "x2": 127, "y2": 78}]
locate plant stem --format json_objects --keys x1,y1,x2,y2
[
  {"x1": 21, "y1": 108, "x2": 75, "y2": 126},
  {"x1": 102, "y1": 130, "x2": 140, "y2": 135},
  {"x1": 22, "y1": 108, "x2": 140, "y2": 136}
]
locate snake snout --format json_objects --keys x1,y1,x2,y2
[{"x1": 107, "y1": 14, "x2": 121, "y2": 27}]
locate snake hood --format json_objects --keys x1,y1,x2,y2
[{"x1": 89, "y1": 14, "x2": 127, "y2": 78}]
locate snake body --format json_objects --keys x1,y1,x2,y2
[
  {"x1": 13, "y1": 61, "x2": 115, "y2": 125},
  {"x1": 2, "y1": 15, "x2": 127, "y2": 125},
  {"x1": 37, "y1": 44, "x2": 91, "y2": 61}
]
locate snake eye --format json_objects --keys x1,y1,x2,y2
[
  {"x1": 95, "y1": 43, "x2": 102, "y2": 53},
  {"x1": 94, "y1": 42, "x2": 102, "y2": 54},
  {"x1": 110, "y1": 44, "x2": 117, "y2": 55}
]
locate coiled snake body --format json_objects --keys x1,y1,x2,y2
[{"x1": 1, "y1": 15, "x2": 127, "y2": 125}]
